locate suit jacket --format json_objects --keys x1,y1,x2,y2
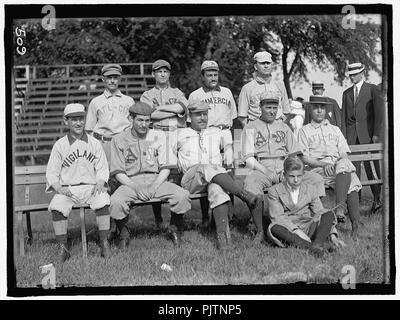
[
  {"x1": 303, "y1": 97, "x2": 342, "y2": 129},
  {"x1": 267, "y1": 182, "x2": 327, "y2": 233},
  {"x1": 341, "y1": 81, "x2": 383, "y2": 144}
]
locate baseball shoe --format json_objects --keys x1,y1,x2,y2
[
  {"x1": 99, "y1": 239, "x2": 111, "y2": 258},
  {"x1": 58, "y1": 243, "x2": 71, "y2": 263}
]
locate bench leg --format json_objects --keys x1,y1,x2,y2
[
  {"x1": 26, "y1": 212, "x2": 33, "y2": 245},
  {"x1": 80, "y1": 207, "x2": 87, "y2": 259},
  {"x1": 17, "y1": 211, "x2": 24, "y2": 256}
]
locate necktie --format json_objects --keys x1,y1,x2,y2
[{"x1": 354, "y1": 85, "x2": 359, "y2": 104}]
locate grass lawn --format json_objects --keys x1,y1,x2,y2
[{"x1": 14, "y1": 189, "x2": 384, "y2": 288}]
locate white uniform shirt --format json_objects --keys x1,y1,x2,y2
[
  {"x1": 46, "y1": 132, "x2": 109, "y2": 191},
  {"x1": 85, "y1": 89, "x2": 134, "y2": 138},
  {"x1": 188, "y1": 86, "x2": 237, "y2": 128},
  {"x1": 174, "y1": 127, "x2": 233, "y2": 173}
]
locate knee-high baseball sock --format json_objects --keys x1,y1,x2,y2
[
  {"x1": 211, "y1": 173, "x2": 242, "y2": 195},
  {"x1": 251, "y1": 199, "x2": 264, "y2": 233},
  {"x1": 347, "y1": 191, "x2": 360, "y2": 229},
  {"x1": 335, "y1": 172, "x2": 351, "y2": 207},
  {"x1": 213, "y1": 202, "x2": 229, "y2": 235},
  {"x1": 270, "y1": 225, "x2": 311, "y2": 249},
  {"x1": 170, "y1": 212, "x2": 185, "y2": 232},
  {"x1": 95, "y1": 206, "x2": 110, "y2": 241},
  {"x1": 52, "y1": 210, "x2": 68, "y2": 244},
  {"x1": 313, "y1": 211, "x2": 335, "y2": 245},
  {"x1": 115, "y1": 216, "x2": 130, "y2": 240}
]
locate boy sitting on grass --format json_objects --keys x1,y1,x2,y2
[{"x1": 266, "y1": 156, "x2": 346, "y2": 257}]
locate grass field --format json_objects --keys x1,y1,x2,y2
[{"x1": 14, "y1": 188, "x2": 384, "y2": 288}]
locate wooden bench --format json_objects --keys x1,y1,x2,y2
[
  {"x1": 233, "y1": 143, "x2": 384, "y2": 187},
  {"x1": 14, "y1": 166, "x2": 209, "y2": 258}
]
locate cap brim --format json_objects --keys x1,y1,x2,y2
[
  {"x1": 103, "y1": 71, "x2": 121, "y2": 76},
  {"x1": 65, "y1": 112, "x2": 86, "y2": 117},
  {"x1": 153, "y1": 66, "x2": 171, "y2": 71},
  {"x1": 202, "y1": 67, "x2": 219, "y2": 71},
  {"x1": 255, "y1": 59, "x2": 272, "y2": 63},
  {"x1": 189, "y1": 109, "x2": 209, "y2": 113}
]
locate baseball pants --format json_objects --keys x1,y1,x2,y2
[
  {"x1": 48, "y1": 184, "x2": 110, "y2": 217},
  {"x1": 181, "y1": 164, "x2": 231, "y2": 209},
  {"x1": 244, "y1": 168, "x2": 325, "y2": 198},
  {"x1": 308, "y1": 158, "x2": 362, "y2": 194},
  {"x1": 110, "y1": 173, "x2": 191, "y2": 220}
]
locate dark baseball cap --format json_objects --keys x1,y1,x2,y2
[
  {"x1": 129, "y1": 102, "x2": 154, "y2": 116},
  {"x1": 152, "y1": 60, "x2": 171, "y2": 71},
  {"x1": 102, "y1": 64, "x2": 122, "y2": 76}
]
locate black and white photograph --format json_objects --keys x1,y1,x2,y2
[{"x1": 3, "y1": 1, "x2": 395, "y2": 300}]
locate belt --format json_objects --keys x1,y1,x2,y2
[
  {"x1": 93, "y1": 132, "x2": 112, "y2": 141},
  {"x1": 258, "y1": 156, "x2": 285, "y2": 161},
  {"x1": 62, "y1": 183, "x2": 92, "y2": 186}
]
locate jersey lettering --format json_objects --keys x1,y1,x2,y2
[
  {"x1": 61, "y1": 149, "x2": 96, "y2": 168},
  {"x1": 126, "y1": 147, "x2": 138, "y2": 164},
  {"x1": 255, "y1": 131, "x2": 268, "y2": 147}
]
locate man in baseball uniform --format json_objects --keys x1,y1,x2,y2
[
  {"x1": 140, "y1": 59, "x2": 189, "y2": 228},
  {"x1": 85, "y1": 64, "x2": 135, "y2": 164},
  {"x1": 237, "y1": 51, "x2": 290, "y2": 128},
  {"x1": 173, "y1": 100, "x2": 261, "y2": 250},
  {"x1": 303, "y1": 82, "x2": 342, "y2": 129},
  {"x1": 46, "y1": 103, "x2": 111, "y2": 262},
  {"x1": 241, "y1": 92, "x2": 325, "y2": 243},
  {"x1": 109, "y1": 102, "x2": 191, "y2": 249},
  {"x1": 188, "y1": 60, "x2": 237, "y2": 226},
  {"x1": 298, "y1": 96, "x2": 372, "y2": 240}
]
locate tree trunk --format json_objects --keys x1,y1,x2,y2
[{"x1": 281, "y1": 49, "x2": 293, "y2": 99}]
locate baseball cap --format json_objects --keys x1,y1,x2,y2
[
  {"x1": 64, "y1": 103, "x2": 85, "y2": 117},
  {"x1": 347, "y1": 62, "x2": 365, "y2": 75},
  {"x1": 102, "y1": 64, "x2": 122, "y2": 76},
  {"x1": 152, "y1": 59, "x2": 171, "y2": 71},
  {"x1": 308, "y1": 96, "x2": 331, "y2": 105},
  {"x1": 253, "y1": 51, "x2": 272, "y2": 63},
  {"x1": 188, "y1": 100, "x2": 210, "y2": 113},
  {"x1": 129, "y1": 102, "x2": 154, "y2": 116},
  {"x1": 201, "y1": 60, "x2": 219, "y2": 72},
  {"x1": 259, "y1": 91, "x2": 279, "y2": 106}
]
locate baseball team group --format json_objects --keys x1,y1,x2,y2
[{"x1": 45, "y1": 50, "x2": 384, "y2": 263}]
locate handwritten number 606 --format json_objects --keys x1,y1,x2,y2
[{"x1": 15, "y1": 27, "x2": 26, "y2": 55}]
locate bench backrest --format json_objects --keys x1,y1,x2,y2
[
  {"x1": 15, "y1": 166, "x2": 47, "y2": 206},
  {"x1": 348, "y1": 143, "x2": 384, "y2": 162}
]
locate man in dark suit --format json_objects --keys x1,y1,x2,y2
[
  {"x1": 304, "y1": 82, "x2": 342, "y2": 130},
  {"x1": 341, "y1": 62, "x2": 384, "y2": 212}
]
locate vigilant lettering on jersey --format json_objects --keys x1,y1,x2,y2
[
  {"x1": 62, "y1": 149, "x2": 96, "y2": 168},
  {"x1": 255, "y1": 131, "x2": 267, "y2": 147}
]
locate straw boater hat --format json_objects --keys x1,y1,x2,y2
[{"x1": 347, "y1": 62, "x2": 365, "y2": 75}]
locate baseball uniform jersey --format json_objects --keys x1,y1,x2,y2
[
  {"x1": 109, "y1": 128, "x2": 191, "y2": 220},
  {"x1": 46, "y1": 132, "x2": 110, "y2": 216},
  {"x1": 241, "y1": 119, "x2": 325, "y2": 197},
  {"x1": 85, "y1": 89, "x2": 134, "y2": 138},
  {"x1": 188, "y1": 86, "x2": 237, "y2": 129},
  {"x1": 140, "y1": 86, "x2": 188, "y2": 130},
  {"x1": 297, "y1": 120, "x2": 362, "y2": 193},
  {"x1": 174, "y1": 127, "x2": 232, "y2": 209},
  {"x1": 238, "y1": 73, "x2": 290, "y2": 121}
]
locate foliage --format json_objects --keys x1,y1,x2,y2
[{"x1": 14, "y1": 16, "x2": 382, "y2": 98}]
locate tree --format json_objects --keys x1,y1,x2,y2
[{"x1": 245, "y1": 15, "x2": 382, "y2": 98}]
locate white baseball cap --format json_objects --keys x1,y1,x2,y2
[
  {"x1": 64, "y1": 103, "x2": 85, "y2": 117},
  {"x1": 254, "y1": 51, "x2": 272, "y2": 63}
]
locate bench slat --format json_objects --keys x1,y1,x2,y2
[
  {"x1": 14, "y1": 175, "x2": 47, "y2": 185},
  {"x1": 348, "y1": 154, "x2": 383, "y2": 162},
  {"x1": 15, "y1": 166, "x2": 47, "y2": 174},
  {"x1": 349, "y1": 143, "x2": 383, "y2": 152}
]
